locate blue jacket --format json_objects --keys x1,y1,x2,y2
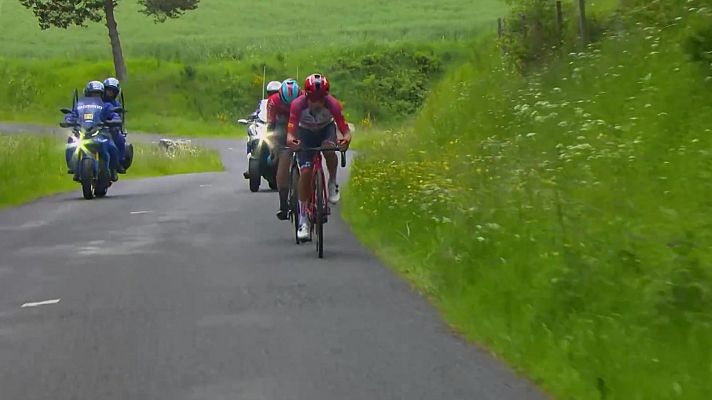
[
  {"x1": 63, "y1": 97, "x2": 120, "y2": 129},
  {"x1": 103, "y1": 97, "x2": 122, "y2": 108}
]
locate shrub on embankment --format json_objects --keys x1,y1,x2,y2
[{"x1": 0, "y1": 42, "x2": 467, "y2": 135}]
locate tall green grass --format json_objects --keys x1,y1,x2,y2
[
  {"x1": 0, "y1": 134, "x2": 223, "y2": 208},
  {"x1": 345, "y1": 13, "x2": 712, "y2": 400},
  {"x1": 0, "y1": 0, "x2": 505, "y2": 61}
]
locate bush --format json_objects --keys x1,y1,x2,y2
[{"x1": 0, "y1": 41, "x2": 465, "y2": 135}]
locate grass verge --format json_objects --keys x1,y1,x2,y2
[
  {"x1": 0, "y1": 134, "x2": 223, "y2": 208},
  {"x1": 343, "y1": 14, "x2": 712, "y2": 400}
]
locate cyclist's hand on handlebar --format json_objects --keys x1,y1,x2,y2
[
  {"x1": 338, "y1": 132, "x2": 352, "y2": 151},
  {"x1": 287, "y1": 134, "x2": 300, "y2": 149}
]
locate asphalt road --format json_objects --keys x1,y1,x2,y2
[{"x1": 0, "y1": 127, "x2": 546, "y2": 400}]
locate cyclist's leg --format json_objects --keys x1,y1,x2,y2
[
  {"x1": 296, "y1": 127, "x2": 319, "y2": 238},
  {"x1": 320, "y1": 123, "x2": 340, "y2": 203},
  {"x1": 297, "y1": 127, "x2": 318, "y2": 204},
  {"x1": 275, "y1": 123, "x2": 291, "y2": 219}
]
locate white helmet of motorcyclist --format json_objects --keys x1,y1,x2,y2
[{"x1": 266, "y1": 81, "x2": 281, "y2": 96}]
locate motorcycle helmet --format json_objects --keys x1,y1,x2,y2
[
  {"x1": 103, "y1": 77, "x2": 121, "y2": 97},
  {"x1": 84, "y1": 81, "x2": 105, "y2": 97},
  {"x1": 266, "y1": 80, "x2": 281, "y2": 96},
  {"x1": 279, "y1": 79, "x2": 300, "y2": 105}
]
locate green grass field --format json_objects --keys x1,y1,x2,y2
[
  {"x1": 0, "y1": 0, "x2": 505, "y2": 61},
  {"x1": 0, "y1": 0, "x2": 506, "y2": 135},
  {"x1": 345, "y1": 5, "x2": 712, "y2": 399},
  {"x1": 0, "y1": 134, "x2": 223, "y2": 208}
]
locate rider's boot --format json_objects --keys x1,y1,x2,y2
[{"x1": 117, "y1": 165, "x2": 126, "y2": 174}]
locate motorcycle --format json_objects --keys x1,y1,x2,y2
[
  {"x1": 60, "y1": 95, "x2": 123, "y2": 200},
  {"x1": 238, "y1": 99, "x2": 278, "y2": 192}
]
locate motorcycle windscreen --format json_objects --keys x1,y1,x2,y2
[{"x1": 75, "y1": 97, "x2": 106, "y2": 131}]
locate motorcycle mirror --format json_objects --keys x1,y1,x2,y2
[
  {"x1": 105, "y1": 119, "x2": 123, "y2": 128},
  {"x1": 112, "y1": 107, "x2": 124, "y2": 114},
  {"x1": 237, "y1": 119, "x2": 249, "y2": 125},
  {"x1": 60, "y1": 108, "x2": 73, "y2": 114}
]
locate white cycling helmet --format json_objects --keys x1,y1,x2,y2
[{"x1": 266, "y1": 80, "x2": 281, "y2": 94}]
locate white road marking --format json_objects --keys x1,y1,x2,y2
[
  {"x1": 21, "y1": 298, "x2": 61, "y2": 308},
  {"x1": 227, "y1": 147, "x2": 233, "y2": 151},
  {"x1": 200, "y1": 184, "x2": 213, "y2": 188},
  {"x1": 130, "y1": 211, "x2": 153, "y2": 215}
]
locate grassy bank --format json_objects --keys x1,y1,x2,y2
[
  {"x1": 345, "y1": 8, "x2": 712, "y2": 400},
  {"x1": 0, "y1": 134, "x2": 223, "y2": 208}
]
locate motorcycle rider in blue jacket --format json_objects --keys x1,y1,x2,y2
[
  {"x1": 63, "y1": 81, "x2": 122, "y2": 182},
  {"x1": 102, "y1": 77, "x2": 126, "y2": 174}
]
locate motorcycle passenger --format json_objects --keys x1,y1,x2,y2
[
  {"x1": 268, "y1": 79, "x2": 302, "y2": 220},
  {"x1": 63, "y1": 81, "x2": 122, "y2": 182},
  {"x1": 287, "y1": 74, "x2": 352, "y2": 240},
  {"x1": 249, "y1": 80, "x2": 281, "y2": 121},
  {"x1": 103, "y1": 77, "x2": 126, "y2": 174}
]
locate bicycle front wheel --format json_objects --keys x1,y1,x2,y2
[{"x1": 315, "y1": 171, "x2": 325, "y2": 258}]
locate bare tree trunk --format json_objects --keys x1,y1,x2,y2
[{"x1": 104, "y1": 0, "x2": 127, "y2": 80}]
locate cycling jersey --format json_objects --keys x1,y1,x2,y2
[
  {"x1": 287, "y1": 94, "x2": 350, "y2": 136},
  {"x1": 266, "y1": 92, "x2": 291, "y2": 127}
]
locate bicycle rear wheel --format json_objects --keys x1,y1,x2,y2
[{"x1": 315, "y1": 171, "x2": 325, "y2": 258}]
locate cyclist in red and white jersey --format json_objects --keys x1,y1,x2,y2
[{"x1": 287, "y1": 73, "x2": 352, "y2": 240}]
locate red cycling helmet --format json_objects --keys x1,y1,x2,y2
[{"x1": 304, "y1": 73, "x2": 330, "y2": 101}]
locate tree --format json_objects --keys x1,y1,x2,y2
[{"x1": 19, "y1": 0, "x2": 200, "y2": 80}]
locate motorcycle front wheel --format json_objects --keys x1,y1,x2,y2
[
  {"x1": 80, "y1": 158, "x2": 94, "y2": 200},
  {"x1": 248, "y1": 157, "x2": 261, "y2": 192}
]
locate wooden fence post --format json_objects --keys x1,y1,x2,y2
[{"x1": 577, "y1": 0, "x2": 588, "y2": 47}]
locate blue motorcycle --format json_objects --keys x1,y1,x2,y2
[{"x1": 61, "y1": 96, "x2": 123, "y2": 200}]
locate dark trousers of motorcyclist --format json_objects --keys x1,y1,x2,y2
[
  {"x1": 111, "y1": 128, "x2": 126, "y2": 173},
  {"x1": 105, "y1": 137, "x2": 120, "y2": 181}
]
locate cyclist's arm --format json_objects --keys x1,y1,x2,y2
[
  {"x1": 326, "y1": 96, "x2": 350, "y2": 135},
  {"x1": 266, "y1": 97, "x2": 277, "y2": 130},
  {"x1": 287, "y1": 96, "x2": 306, "y2": 138}
]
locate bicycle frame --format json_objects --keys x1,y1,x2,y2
[
  {"x1": 288, "y1": 146, "x2": 347, "y2": 256},
  {"x1": 306, "y1": 151, "x2": 330, "y2": 225}
]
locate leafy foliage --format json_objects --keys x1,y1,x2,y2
[
  {"x1": 139, "y1": 0, "x2": 200, "y2": 22},
  {"x1": 18, "y1": 0, "x2": 105, "y2": 29}
]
